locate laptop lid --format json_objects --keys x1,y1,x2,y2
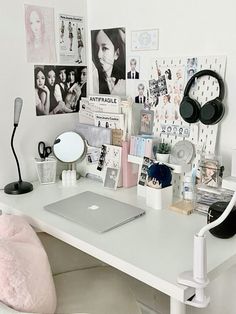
[{"x1": 44, "y1": 191, "x2": 145, "y2": 233}]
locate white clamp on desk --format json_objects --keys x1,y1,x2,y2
[{"x1": 178, "y1": 190, "x2": 236, "y2": 308}]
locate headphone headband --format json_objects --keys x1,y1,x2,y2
[{"x1": 184, "y1": 69, "x2": 225, "y2": 101}]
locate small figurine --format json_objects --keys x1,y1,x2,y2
[{"x1": 147, "y1": 163, "x2": 172, "y2": 189}]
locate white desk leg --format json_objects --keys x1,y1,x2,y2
[{"x1": 170, "y1": 297, "x2": 186, "y2": 314}]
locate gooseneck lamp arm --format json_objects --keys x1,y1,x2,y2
[
  {"x1": 178, "y1": 191, "x2": 236, "y2": 308},
  {"x1": 11, "y1": 125, "x2": 22, "y2": 183}
]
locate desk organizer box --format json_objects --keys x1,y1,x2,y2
[
  {"x1": 35, "y1": 157, "x2": 57, "y2": 184},
  {"x1": 146, "y1": 185, "x2": 173, "y2": 210}
]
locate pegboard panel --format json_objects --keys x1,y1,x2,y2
[
  {"x1": 150, "y1": 55, "x2": 226, "y2": 151},
  {"x1": 149, "y1": 55, "x2": 226, "y2": 196}
]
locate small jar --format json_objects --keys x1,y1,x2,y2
[{"x1": 183, "y1": 175, "x2": 194, "y2": 201}]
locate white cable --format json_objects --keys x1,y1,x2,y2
[{"x1": 198, "y1": 190, "x2": 236, "y2": 237}]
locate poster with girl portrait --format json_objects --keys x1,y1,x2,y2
[
  {"x1": 34, "y1": 65, "x2": 87, "y2": 116},
  {"x1": 24, "y1": 5, "x2": 56, "y2": 63},
  {"x1": 91, "y1": 27, "x2": 126, "y2": 96}
]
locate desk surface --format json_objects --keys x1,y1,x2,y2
[{"x1": 1, "y1": 179, "x2": 236, "y2": 303}]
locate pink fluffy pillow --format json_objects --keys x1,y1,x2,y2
[{"x1": 0, "y1": 215, "x2": 57, "y2": 313}]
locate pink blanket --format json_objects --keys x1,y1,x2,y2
[{"x1": 0, "y1": 214, "x2": 57, "y2": 313}]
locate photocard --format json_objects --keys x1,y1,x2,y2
[
  {"x1": 200, "y1": 159, "x2": 220, "y2": 188},
  {"x1": 127, "y1": 56, "x2": 140, "y2": 79},
  {"x1": 104, "y1": 167, "x2": 120, "y2": 190},
  {"x1": 86, "y1": 147, "x2": 100, "y2": 164},
  {"x1": 139, "y1": 110, "x2": 154, "y2": 135}
]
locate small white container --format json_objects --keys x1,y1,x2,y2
[
  {"x1": 146, "y1": 185, "x2": 173, "y2": 210},
  {"x1": 137, "y1": 184, "x2": 146, "y2": 198},
  {"x1": 156, "y1": 153, "x2": 170, "y2": 163},
  {"x1": 35, "y1": 157, "x2": 57, "y2": 184}
]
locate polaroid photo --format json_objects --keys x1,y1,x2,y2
[
  {"x1": 140, "y1": 110, "x2": 154, "y2": 135},
  {"x1": 104, "y1": 167, "x2": 120, "y2": 190},
  {"x1": 133, "y1": 81, "x2": 147, "y2": 105}
]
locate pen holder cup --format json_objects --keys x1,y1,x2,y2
[
  {"x1": 146, "y1": 185, "x2": 173, "y2": 210},
  {"x1": 35, "y1": 157, "x2": 57, "y2": 184}
]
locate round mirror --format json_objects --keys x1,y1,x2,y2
[{"x1": 53, "y1": 131, "x2": 86, "y2": 163}]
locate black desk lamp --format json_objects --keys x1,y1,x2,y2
[{"x1": 4, "y1": 98, "x2": 33, "y2": 195}]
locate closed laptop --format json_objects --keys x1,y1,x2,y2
[{"x1": 44, "y1": 191, "x2": 145, "y2": 233}]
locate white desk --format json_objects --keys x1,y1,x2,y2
[{"x1": 1, "y1": 179, "x2": 236, "y2": 314}]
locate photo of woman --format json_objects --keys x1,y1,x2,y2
[
  {"x1": 44, "y1": 66, "x2": 73, "y2": 114},
  {"x1": 91, "y1": 27, "x2": 126, "y2": 96},
  {"x1": 140, "y1": 110, "x2": 154, "y2": 135},
  {"x1": 68, "y1": 21, "x2": 74, "y2": 51},
  {"x1": 24, "y1": 5, "x2": 56, "y2": 63},
  {"x1": 76, "y1": 27, "x2": 84, "y2": 63},
  {"x1": 60, "y1": 20, "x2": 65, "y2": 43},
  {"x1": 200, "y1": 159, "x2": 220, "y2": 188},
  {"x1": 34, "y1": 67, "x2": 50, "y2": 116}
]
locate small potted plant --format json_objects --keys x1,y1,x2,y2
[{"x1": 154, "y1": 142, "x2": 171, "y2": 162}]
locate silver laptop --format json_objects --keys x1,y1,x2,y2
[{"x1": 44, "y1": 191, "x2": 145, "y2": 233}]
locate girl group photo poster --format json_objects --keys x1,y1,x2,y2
[{"x1": 34, "y1": 65, "x2": 87, "y2": 116}]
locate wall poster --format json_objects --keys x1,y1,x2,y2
[
  {"x1": 59, "y1": 14, "x2": 86, "y2": 65},
  {"x1": 24, "y1": 4, "x2": 56, "y2": 63},
  {"x1": 34, "y1": 65, "x2": 87, "y2": 116},
  {"x1": 91, "y1": 27, "x2": 126, "y2": 96}
]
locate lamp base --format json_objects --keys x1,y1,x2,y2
[{"x1": 4, "y1": 181, "x2": 33, "y2": 195}]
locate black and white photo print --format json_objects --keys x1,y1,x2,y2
[
  {"x1": 91, "y1": 27, "x2": 126, "y2": 96},
  {"x1": 127, "y1": 56, "x2": 140, "y2": 79},
  {"x1": 34, "y1": 65, "x2": 87, "y2": 115},
  {"x1": 104, "y1": 167, "x2": 119, "y2": 190}
]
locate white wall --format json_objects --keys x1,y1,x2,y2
[
  {"x1": 87, "y1": 0, "x2": 236, "y2": 177},
  {"x1": 0, "y1": 0, "x2": 87, "y2": 188}
]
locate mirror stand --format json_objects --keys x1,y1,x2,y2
[
  {"x1": 53, "y1": 131, "x2": 86, "y2": 183},
  {"x1": 67, "y1": 162, "x2": 80, "y2": 180}
]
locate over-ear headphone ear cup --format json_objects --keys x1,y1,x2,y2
[
  {"x1": 179, "y1": 96, "x2": 201, "y2": 123},
  {"x1": 200, "y1": 97, "x2": 225, "y2": 125}
]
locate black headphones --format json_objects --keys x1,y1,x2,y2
[{"x1": 179, "y1": 70, "x2": 225, "y2": 125}]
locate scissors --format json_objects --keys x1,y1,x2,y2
[{"x1": 38, "y1": 141, "x2": 52, "y2": 159}]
